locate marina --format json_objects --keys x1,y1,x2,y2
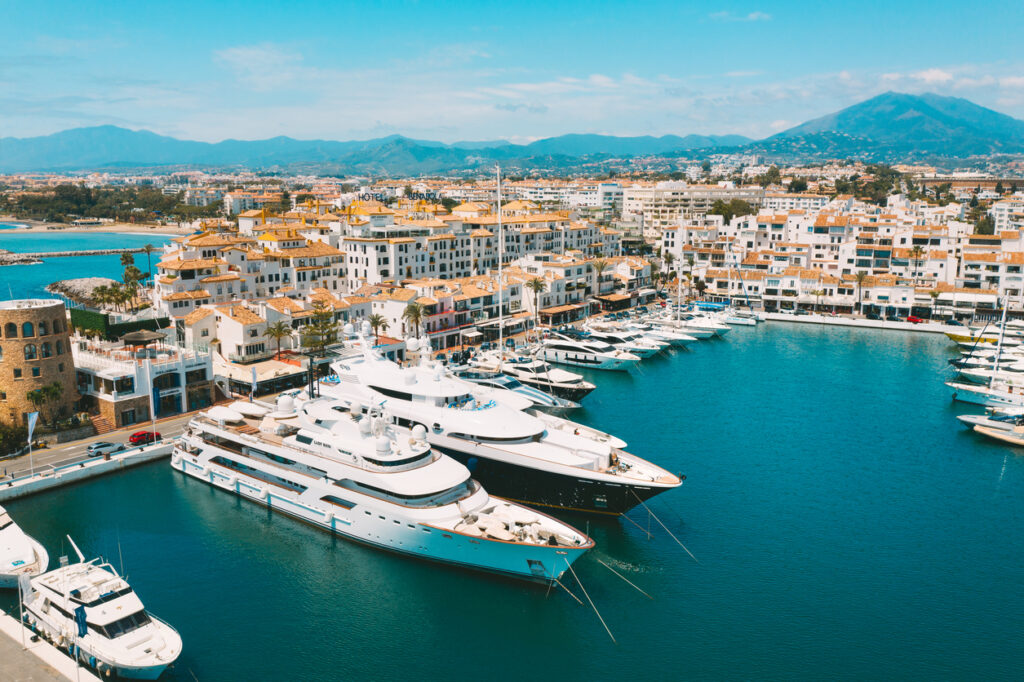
[{"x1": 1, "y1": 321, "x2": 1022, "y2": 680}]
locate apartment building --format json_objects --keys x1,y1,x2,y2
[{"x1": 623, "y1": 181, "x2": 764, "y2": 233}]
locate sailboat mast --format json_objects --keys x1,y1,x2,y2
[
  {"x1": 497, "y1": 165, "x2": 504, "y2": 365},
  {"x1": 991, "y1": 296, "x2": 1009, "y2": 387}
]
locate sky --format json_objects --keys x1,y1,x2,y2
[{"x1": 2, "y1": 1, "x2": 1023, "y2": 144}]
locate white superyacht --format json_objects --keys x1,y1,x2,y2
[{"x1": 172, "y1": 397, "x2": 593, "y2": 581}]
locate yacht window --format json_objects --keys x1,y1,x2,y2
[
  {"x1": 72, "y1": 586, "x2": 133, "y2": 607},
  {"x1": 369, "y1": 385, "x2": 414, "y2": 401},
  {"x1": 449, "y1": 432, "x2": 540, "y2": 444},
  {"x1": 335, "y1": 478, "x2": 478, "y2": 508},
  {"x1": 363, "y1": 452, "x2": 431, "y2": 468},
  {"x1": 295, "y1": 434, "x2": 313, "y2": 445},
  {"x1": 91, "y1": 610, "x2": 151, "y2": 639}
]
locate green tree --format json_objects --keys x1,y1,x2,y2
[
  {"x1": 277, "y1": 191, "x2": 292, "y2": 213},
  {"x1": 975, "y1": 215, "x2": 996, "y2": 235},
  {"x1": 701, "y1": 160, "x2": 712, "y2": 175},
  {"x1": 995, "y1": 182, "x2": 1005, "y2": 195},
  {"x1": 300, "y1": 301, "x2": 339, "y2": 356},
  {"x1": 141, "y1": 244, "x2": 157, "y2": 286},
  {"x1": 855, "y1": 271, "x2": 868, "y2": 313},
  {"x1": 41, "y1": 382, "x2": 64, "y2": 427},
  {"x1": 25, "y1": 390, "x2": 46, "y2": 426},
  {"x1": 760, "y1": 166, "x2": 782, "y2": 187},
  {"x1": 908, "y1": 245, "x2": 925, "y2": 285},
  {"x1": 526, "y1": 277, "x2": 547, "y2": 329},
  {"x1": 708, "y1": 199, "x2": 754, "y2": 223},
  {"x1": 263, "y1": 320, "x2": 292, "y2": 360},
  {"x1": 789, "y1": 178, "x2": 808, "y2": 193},
  {"x1": 120, "y1": 252, "x2": 135, "y2": 268},
  {"x1": 929, "y1": 290, "x2": 940, "y2": 320},
  {"x1": 367, "y1": 314, "x2": 389, "y2": 344},
  {"x1": 402, "y1": 301, "x2": 424, "y2": 338},
  {"x1": 591, "y1": 258, "x2": 610, "y2": 294},
  {"x1": 811, "y1": 289, "x2": 825, "y2": 313}
]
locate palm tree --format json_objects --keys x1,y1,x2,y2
[
  {"x1": 929, "y1": 290, "x2": 940, "y2": 320},
  {"x1": 93, "y1": 285, "x2": 110, "y2": 311},
  {"x1": 120, "y1": 251, "x2": 135, "y2": 268},
  {"x1": 855, "y1": 271, "x2": 868, "y2": 314},
  {"x1": 263, "y1": 320, "x2": 292, "y2": 360},
  {"x1": 592, "y1": 258, "x2": 609, "y2": 294},
  {"x1": 526, "y1": 277, "x2": 547, "y2": 329},
  {"x1": 367, "y1": 314, "x2": 388, "y2": 344},
  {"x1": 694, "y1": 277, "x2": 707, "y2": 299},
  {"x1": 402, "y1": 301, "x2": 423, "y2": 337},
  {"x1": 141, "y1": 244, "x2": 156, "y2": 286},
  {"x1": 25, "y1": 390, "x2": 45, "y2": 425},
  {"x1": 909, "y1": 245, "x2": 925, "y2": 285},
  {"x1": 663, "y1": 251, "x2": 675, "y2": 275},
  {"x1": 811, "y1": 288, "x2": 825, "y2": 313}
]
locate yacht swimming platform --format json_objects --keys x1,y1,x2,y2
[
  {"x1": 0, "y1": 443, "x2": 173, "y2": 503},
  {"x1": 0, "y1": 610, "x2": 102, "y2": 682}
]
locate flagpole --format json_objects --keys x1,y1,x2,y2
[{"x1": 496, "y1": 165, "x2": 504, "y2": 368}]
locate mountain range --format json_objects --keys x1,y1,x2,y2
[{"x1": 2, "y1": 92, "x2": 1024, "y2": 174}]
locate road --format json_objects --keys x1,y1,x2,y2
[{"x1": 0, "y1": 412, "x2": 194, "y2": 480}]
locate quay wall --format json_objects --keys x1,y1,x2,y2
[
  {"x1": 765, "y1": 312, "x2": 965, "y2": 336},
  {"x1": 0, "y1": 442, "x2": 173, "y2": 502}
]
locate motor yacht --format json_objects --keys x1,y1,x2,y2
[
  {"x1": 470, "y1": 351, "x2": 597, "y2": 402},
  {"x1": 0, "y1": 505, "x2": 48, "y2": 589},
  {"x1": 580, "y1": 325, "x2": 668, "y2": 357},
  {"x1": 23, "y1": 538, "x2": 181, "y2": 680},
  {"x1": 946, "y1": 380, "x2": 1024, "y2": 408},
  {"x1": 172, "y1": 397, "x2": 593, "y2": 581},
  {"x1": 623, "y1": 321, "x2": 697, "y2": 347},
  {"x1": 537, "y1": 333, "x2": 641, "y2": 371},
  {"x1": 956, "y1": 412, "x2": 1024, "y2": 431},
  {"x1": 317, "y1": 347, "x2": 681, "y2": 515},
  {"x1": 452, "y1": 368, "x2": 580, "y2": 410}
]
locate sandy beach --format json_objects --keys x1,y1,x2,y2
[{"x1": 0, "y1": 216, "x2": 194, "y2": 236}]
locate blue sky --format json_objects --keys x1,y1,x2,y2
[{"x1": 2, "y1": 1, "x2": 1023, "y2": 143}]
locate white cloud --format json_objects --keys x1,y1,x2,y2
[
  {"x1": 1000, "y1": 76, "x2": 1024, "y2": 88},
  {"x1": 724, "y1": 70, "x2": 761, "y2": 78},
  {"x1": 709, "y1": 11, "x2": 772, "y2": 22},
  {"x1": 912, "y1": 68, "x2": 953, "y2": 84}
]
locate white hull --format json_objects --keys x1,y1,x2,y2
[
  {"x1": 946, "y1": 382, "x2": 1024, "y2": 408},
  {"x1": 0, "y1": 537, "x2": 49, "y2": 589},
  {"x1": 539, "y1": 349, "x2": 638, "y2": 371},
  {"x1": 171, "y1": 448, "x2": 588, "y2": 581}
]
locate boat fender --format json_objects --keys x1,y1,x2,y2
[{"x1": 90, "y1": 656, "x2": 96, "y2": 669}]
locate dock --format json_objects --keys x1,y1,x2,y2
[
  {"x1": 0, "y1": 247, "x2": 150, "y2": 266},
  {"x1": 764, "y1": 312, "x2": 966, "y2": 335},
  {"x1": 0, "y1": 610, "x2": 101, "y2": 682},
  {"x1": 0, "y1": 442, "x2": 173, "y2": 502}
]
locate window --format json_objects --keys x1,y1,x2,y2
[
  {"x1": 4, "y1": 323, "x2": 16, "y2": 338},
  {"x1": 13, "y1": 368, "x2": 22, "y2": 378},
  {"x1": 21, "y1": 322, "x2": 34, "y2": 337},
  {"x1": 58, "y1": 363, "x2": 64, "y2": 372},
  {"x1": 24, "y1": 344, "x2": 37, "y2": 360},
  {"x1": 38, "y1": 321, "x2": 48, "y2": 336},
  {"x1": 55, "y1": 340, "x2": 63, "y2": 355},
  {"x1": 41, "y1": 342, "x2": 52, "y2": 358},
  {"x1": 32, "y1": 367, "x2": 40, "y2": 377}
]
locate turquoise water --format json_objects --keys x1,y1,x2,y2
[
  {"x1": 0, "y1": 222, "x2": 29, "y2": 230},
  {"x1": 0, "y1": 232, "x2": 173, "y2": 299},
  {"x1": 2, "y1": 323, "x2": 1023, "y2": 681}
]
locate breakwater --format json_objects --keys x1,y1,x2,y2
[{"x1": 0, "y1": 247, "x2": 149, "y2": 266}]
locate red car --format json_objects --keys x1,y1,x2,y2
[
  {"x1": 128, "y1": 430, "x2": 161, "y2": 446},
  {"x1": 907, "y1": 315, "x2": 924, "y2": 324}
]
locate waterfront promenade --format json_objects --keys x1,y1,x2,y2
[
  {"x1": 0, "y1": 612, "x2": 101, "y2": 682},
  {"x1": 763, "y1": 312, "x2": 967, "y2": 334}
]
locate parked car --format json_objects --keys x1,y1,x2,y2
[
  {"x1": 947, "y1": 319, "x2": 965, "y2": 326},
  {"x1": 793, "y1": 309, "x2": 810, "y2": 316},
  {"x1": 866, "y1": 312, "x2": 882, "y2": 320},
  {"x1": 907, "y1": 315, "x2": 924, "y2": 323},
  {"x1": 885, "y1": 315, "x2": 901, "y2": 322},
  {"x1": 128, "y1": 430, "x2": 161, "y2": 446},
  {"x1": 86, "y1": 441, "x2": 126, "y2": 457}
]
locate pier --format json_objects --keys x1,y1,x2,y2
[
  {"x1": 763, "y1": 312, "x2": 965, "y2": 334},
  {"x1": 0, "y1": 611, "x2": 101, "y2": 682}
]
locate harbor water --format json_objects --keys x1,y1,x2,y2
[
  {"x1": 2, "y1": 321, "x2": 1023, "y2": 680},
  {"x1": 0, "y1": 231, "x2": 174, "y2": 299}
]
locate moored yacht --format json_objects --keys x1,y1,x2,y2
[
  {"x1": 579, "y1": 325, "x2": 668, "y2": 357},
  {"x1": 318, "y1": 347, "x2": 682, "y2": 514},
  {"x1": 470, "y1": 351, "x2": 597, "y2": 402},
  {"x1": 172, "y1": 397, "x2": 593, "y2": 581},
  {"x1": 537, "y1": 333, "x2": 641, "y2": 371},
  {"x1": 0, "y1": 505, "x2": 48, "y2": 588},
  {"x1": 453, "y1": 368, "x2": 580, "y2": 410},
  {"x1": 22, "y1": 538, "x2": 181, "y2": 680},
  {"x1": 623, "y1": 321, "x2": 697, "y2": 347},
  {"x1": 946, "y1": 380, "x2": 1024, "y2": 408}
]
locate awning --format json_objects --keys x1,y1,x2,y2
[
  {"x1": 462, "y1": 330, "x2": 483, "y2": 339},
  {"x1": 596, "y1": 293, "x2": 632, "y2": 302},
  {"x1": 540, "y1": 304, "x2": 583, "y2": 314}
]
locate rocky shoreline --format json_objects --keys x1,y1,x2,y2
[{"x1": 46, "y1": 277, "x2": 120, "y2": 306}]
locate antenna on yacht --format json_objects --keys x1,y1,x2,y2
[
  {"x1": 496, "y1": 164, "x2": 504, "y2": 370},
  {"x1": 66, "y1": 535, "x2": 85, "y2": 563}
]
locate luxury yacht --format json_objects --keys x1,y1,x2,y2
[
  {"x1": 470, "y1": 351, "x2": 597, "y2": 402},
  {"x1": 452, "y1": 368, "x2": 580, "y2": 410},
  {"x1": 956, "y1": 412, "x2": 1024, "y2": 431},
  {"x1": 623, "y1": 321, "x2": 697, "y2": 347},
  {"x1": 946, "y1": 380, "x2": 1024, "y2": 408},
  {"x1": 578, "y1": 325, "x2": 668, "y2": 357},
  {"x1": 646, "y1": 316, "x2": 717, "y2": 339},
  {"x1": 317, "y1": 348, "x2": 682, "y2": 514},
  {"x1": 0, "y1": 505, "x2": 48, "y2": 588},
  {"x1": 537, "y1": 333, "x2": 641, "y2": 371},
  {"x1": 172, "y1": 397, "x2": 593, "y2": 581},
  {"x1": 23, "y1": 538, "x2": 181, "y2": 680}
]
